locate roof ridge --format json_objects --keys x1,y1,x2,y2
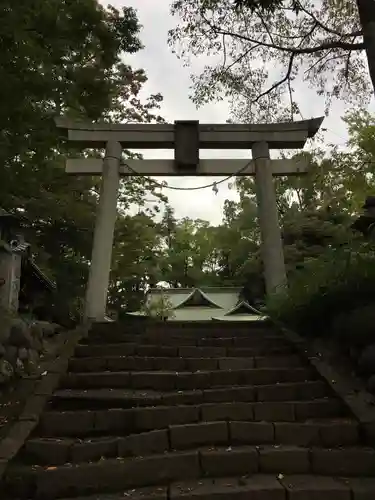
[{"x1": 174, "y1": 288, "x2": 222, "y2": 309}]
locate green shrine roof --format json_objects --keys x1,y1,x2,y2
[{"x1": 129, "y1": 287, "x2": 266, "y2": 322}]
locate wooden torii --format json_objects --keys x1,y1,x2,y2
[{"x1": 56, "y1": 117, "x2": 324, "y2": 321}]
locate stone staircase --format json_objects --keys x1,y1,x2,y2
[{"x1": 3, "y1": 320, "x2": 375, "y2": 499}]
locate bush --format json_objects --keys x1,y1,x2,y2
[
  {"x1": 266, "y1": 242, "x2": 375, "y2": 338},
  {"x1": 331, "y1": 305, "x2": 375, "y2": 349},
  {"x1": 142, "y1": 293, "x2": 175, "y2": 320}
]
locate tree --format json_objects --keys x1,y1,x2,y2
[
  {"x1": 109, "y1": 212, "x2": 164, "y2": 313},
  {"x1": 214, "y1": 198, "x2": 261, "y2": 284},
  {"x1": 229, "y1": 109, "x2": 375, "y2": 277},
  {"x1": 263, "y1": 113, "x2": 375, "y2": 336},
  {"x1": 155, "y1": 204, "x2": 263, "y2": 295},
  {"x1": 169, "y1": 0, "x2": 374, "y2": 120},
  {"x1": 159, "y1": 217, "x2": 204, "y2": 287},
  {"x1": 0, "y1": 0, "x2": 166, "y2": 318}
]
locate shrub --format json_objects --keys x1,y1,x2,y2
[
  {"x1": 266, "y1": 242, "x2": 375, "y2": 337},
  {"x1": 330, "y1": 305, "x2": 375, "y2": 349},
  {"x1": 142, "y1": 293, "x2": 175, "y2": 320}
]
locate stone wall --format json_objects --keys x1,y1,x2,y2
[{"x1": 0, "y1": 316, "x2": 62, "y2": 388}]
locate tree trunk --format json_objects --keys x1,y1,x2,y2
[{"x1": 356, "y1": 0, "x2": 375, "y2": 94}]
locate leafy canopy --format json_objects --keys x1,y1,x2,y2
[
  {"x1": 169, "y1": 0, "x2": 371, "y2": 121},
  {"x1": 0, "y1": 0, "x2": 165, "y2": 319},
  {"x1": 265, "y1": 109, "x2": 375, "y2": 334}
]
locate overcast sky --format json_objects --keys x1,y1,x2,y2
[{"x1": 101, "y1": 0, "x2": 373, "y2": 225}]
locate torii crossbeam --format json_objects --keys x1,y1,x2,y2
[{"x1": 56, "y1": 117, "x2": 324, "y2": 321}]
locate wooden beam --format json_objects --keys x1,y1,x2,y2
[
  {"x1": 56, "y1": 117, "x2": 324, "y2": 150},
  {"x1": 65, "y1": 158, "x2": 309, "y2": 177}
]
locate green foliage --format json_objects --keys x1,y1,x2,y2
[
  {"x1": 330, "y1": 305, "x2": 375, "y2": 349},
  {"x1": 109, "y1": 212, "x2": 164, "y2": 312},
  {"x1": 170, "y1": 0, "x2": 372, "y2": 120},
  {"x1": 0, "y1": 0, "x2": 166, "y2": 319},
  {"x1": 142, "y1": 293, "x2": 175, "y2": 320},
  {"x1": 266, "y1": 243, "x2": 375, "y2": 336},
  {"x1": 233, "y1": 0, "x2": 288, "y2": 10},
  {"x1": 155, "y1": 204, "x2": 262, "y2": 295}
]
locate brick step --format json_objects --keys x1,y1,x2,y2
[
  {"x1": 59, "y1": 487, "x2": 168, "y2": 500},
  {"x1": 46, "y1": 476, "x2": 375, "y2": 500},
  {"x1": 21, "y1": 420, "x2": 360, "y2": 466},
  {"x1": 69, "y1": 354, "x2": 303, "y2": 373},
  {"x1": 89, "y1": 321, "x2": 274, "y2": 339},
  {"x1": 82, "y1": 333, "x2": 284, "y2": 347},
  {"x1": 38, "y1": 399, "x2": 345, "y2": 437},
  {"x1": 144, "y1": 323, "x2": 275, "y2": 338},
  {"x1": 60, "y1": 367, "x2": 316, "y2": 392},
  {"x1": 51, "y1": 476, "x2": 375, "y2": 500},
  {"x1": 74, "y1": 343, "x2": 294, "y2": 359},
  {"x1": 5, "y1": 446, "x2": 375, "y2": 498},
  {"x1": 51, "y1": 381, "x2": 330, "y2": 411}
]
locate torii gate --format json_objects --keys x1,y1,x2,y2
[{"x1": 55, "y1": 117, "x2": 323, "y2": 321}]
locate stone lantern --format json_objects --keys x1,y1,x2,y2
[{"x1": 0, "y1": 209, "x2": 29, "y2": 313}]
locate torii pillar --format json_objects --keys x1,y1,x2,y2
[
  {"x1": 252, "y1": 141, "x2": 287, "y2": 294},
  {"x1": 85, "y1": 141, "x2": 121, "y2": 320},
  {"x1": 56, "y1": 117, "x2": 323, "y2": 321}
]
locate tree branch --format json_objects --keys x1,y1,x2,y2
[
  {"x1": 253, "y1": 52, "x2": 295, "y2": 103},
  {"x1": 304, "y1": 47, "x2": 335, "y2": 75},
  {"x1": 344, "y1": 36, "x2": 357, "y2": 80},
  {"x1": 223, "y1": 42, "x2": 261, "y2": 73},
  {"x1": 288, "y1": 77, "x2": 294, "y2": 121},
  {"x1": 204, "y1": 18, "x2": 365, "y2": 54},
  {"x1": 222, "y1": 33, "x2": 227, "y2": 68},
  {"x1": 255, "y1": 10, "x2": 275, "y2": 44},
  {"x1": 295, "y1": 1, "x2": 362, "y2": 39}
]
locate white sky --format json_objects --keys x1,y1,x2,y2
[{"x1": 101, "y1": 0, "x2": 374, "y2": 225}]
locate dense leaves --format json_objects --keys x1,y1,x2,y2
[
  {"x1": 265, "y1": 110, "x2": 375, "y2": 337},
  {"x1": 267, "y1": 243, "x2": 375, "y2": 334},
  {"x1": 0, "y1": 0, "x2": 165, "y2": 319}
]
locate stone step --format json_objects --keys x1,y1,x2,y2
[
  {"x1": 83, "y1": 333, "x2": 284, "y2": 346},
  {"x1": 52, "y1": 476, "x2": 375, "y2": 500},
  {"x1": 74, "y1": 342, "x2": 294, "y2": 359},
  {"x1": 144, "y1": 323, "x2": 275, "y2": 338},
  {"x1": 51, "y1": 381, "x2": 330, "y2": 410},
  {"x1": 167, "y1": 476, "x2": 374, "y2": 500},
  {"x1": 38, "y1": 399, "x2": 345, "y2": 437},
  {"x1": 63, "y1": 485, "x2": 168, "y2": 500},
  {"x1": 51, "y1": 386, "x2": 254, "y2": 410},
  {"x1": 6, "y1": 319, "x2": 370, "y2": 500},
  {"x1": 60, "y1": 367, "x2": 316, "y2": 392},
  {"x1": 88, "y1": 321, "x2": 274, "y2": 340},
  {"x1": 51, "y1": 476, "x2": 375, "y2": 500},
  {"x1": 6, "y1": 446, "x2": 375, "y2": 498},
  {"x1": 22, "y1": 420, "x2": 360, "y2": 466},
  {"x1": 69, "y1": 354, "x2": 303, "y2": 373}
]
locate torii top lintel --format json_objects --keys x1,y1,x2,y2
[{"x1": 55, "y1": 116, "x2": 324, "y2": 150}]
